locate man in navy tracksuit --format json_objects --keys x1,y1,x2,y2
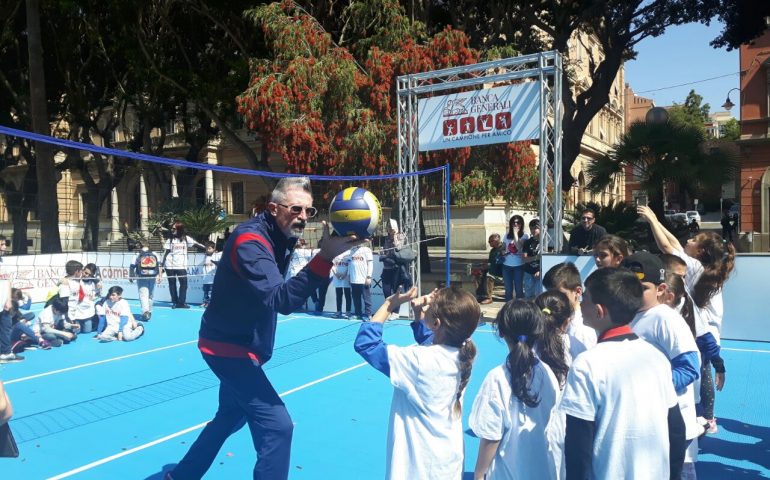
[{"x1": 169, "y1": 177, "x2": 362, "y2": 480}]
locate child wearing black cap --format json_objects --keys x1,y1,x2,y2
[
  {"x1": 624, "y1": 251, "x2": 701, "y2": 478},
  {"x1": 558, "y1": 267, "x2": 685, "y2": 480}
]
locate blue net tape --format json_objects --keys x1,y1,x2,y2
[{"x1": 0, "y1": 125, "x2": 447, "y2": 181}]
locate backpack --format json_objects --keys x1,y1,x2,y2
[
  {"x1": 136, "y1": 250, "x2": 159, "y2": 277},
  {"x1": 392, "y1": 247, "x2": 416, "y2": 266}
]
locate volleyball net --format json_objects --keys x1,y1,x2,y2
[{"x1": 0, "y1": 125, "x2": 450, "y2": 304}]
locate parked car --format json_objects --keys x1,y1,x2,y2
[
  {"x1": 665, "y1": 213, "x2": 689, "y2": 227},
  {"x1": 685, "y1": 210, "x2": 701, "y2": 224}
]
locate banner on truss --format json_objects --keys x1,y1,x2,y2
[{"x1": 417, "y1": 81, "x2": 540, "y2": 152}]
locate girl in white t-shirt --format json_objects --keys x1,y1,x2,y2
[
  {"x1": 470, "y1": 300, "x2": 562, "y2": 480},
  {"x1": 533, "y1": 289, "x2": 573, "y2": 385},
  {"x1": 162, "y1": 221, "x2": 204, "y2": 309},
  {"x1": 639, "y1": 206, "x2": 734, "y2": 434},
  {"x1": 501, "y1": 215, "x2": 529, "y2": 301},
  {"x1": 354, "y1": 286, "x2": 481, "y2": 480},
  {"x1": 330, "y1": 250, "x2": 351, "y2": 318}
]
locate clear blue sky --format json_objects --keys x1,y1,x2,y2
[{"x1": 624, "y1": 19, "x2": 740, "y2": 119}]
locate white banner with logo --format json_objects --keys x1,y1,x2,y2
[{"x1": 417, "y1": 82, "x2": 540, "y2": 152}]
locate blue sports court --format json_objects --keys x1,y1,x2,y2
[{"x1": 1, "y1": 300, "x2": 768, "y2": 479}]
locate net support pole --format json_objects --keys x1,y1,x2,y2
[{"x1": 444, "y1": 163, "x2": 451, "y2": 287}]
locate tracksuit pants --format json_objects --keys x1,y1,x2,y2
[{"x1": 171, "y1": 354, "x2": 293, "y2": 480}]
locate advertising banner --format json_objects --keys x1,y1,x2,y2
[{"x1": 417, "y1": 82, "x2": 540, "y2": 151}]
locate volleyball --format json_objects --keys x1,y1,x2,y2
[{"x1": 329, "y1": 187, "x2": 381, "y2": 238}]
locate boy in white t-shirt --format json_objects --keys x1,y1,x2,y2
[
  {"x1": 200, "y1": 241, "x2": 222, "y2": 308},
  {"x1": 96, "y1": 286, "x2": 144, "y2": 342},
  {"x1": 558, "y1": 267, "x2": 685, "y2": 480},
  {"x1": 623, "y1": 252, "x2": 701, "y2": 478},
  {"x1": 348, "y1": 242, "x2": 373, "y2": 320}
]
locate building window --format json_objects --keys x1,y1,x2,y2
[{"x1": 231, "y1": 182, "x2": 244, "y2": 215}]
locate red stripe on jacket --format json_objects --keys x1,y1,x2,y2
[
  {"x1": 198, "y1": 337, "x2": 261, "y2": 363},
  {"x1": 230, "y1": 232, "x2": 274, "y2": 276}
]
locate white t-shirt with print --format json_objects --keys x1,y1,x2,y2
[
  {"x1": 284, "y1": 247, "x2": 314, "y2": 280},
  {"x1": 200, "y1": 252, "x2": 223, "y2": 284},
  {"x1": 502, "y1": 234, "x2": 529, "y2": 267},
  {"x1": 66, "y1": 278, "x2": 96, "y2": 321},
  {"x1": 559, "y1": 337, "x2": 678, "y2": 480},
  {"x1": 37, "y1": 304, "x2": 63, "y2": 333},
  {"x1": 103, "y1": 298, "x2": 132, "y2": 331},
  {"x1": 348, "y1": 245, "x2": 373, "y2": 284},
  {"x1": 331, "y1": 251, "x2": 351, "y2": 288},
  {"x1": 163, "y1": 236, "x2": 198, "y2": 269},
  {"x1": 673, "y1": 249, "x2": 724, "y2": 341},
  {"x1": 631, "y1": 303, "x2": 701, "y2": 440},
  {"x1": 470, "y1": 360, "x2": 562, "y2": 480},
  {"x1": 385, "y1": 343, "x2": 464, "y2": 480}
]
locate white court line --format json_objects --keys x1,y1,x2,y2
[
  {"x1": 4, "y1": 340, "x2": 198, "y2": 385},
  {"x1": 722, "y1": 347, "x2": 770, "y2": 354},
  {"x1": 46, "y1": 361, "x2": 368, "y2": 480},
  {"x1": 5, "y1": 318, "x2": 299, "y2": 385}
]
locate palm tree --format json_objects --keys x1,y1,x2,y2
[{"x1": 587, "y1": 121, "x2": 737, "y2": 217}]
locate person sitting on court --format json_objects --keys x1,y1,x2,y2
[
  {"x1": 558, "y1": 267, "x2": 686, "y2": 480},
  {"x1": 96, "y1": 286, "x2": 144, "y2": 342},
  {"x1": 37, "y1": 298, "x2": 76, "y2": 345},
  {"x1": 8, "y1": 288, "x2": 51, "y2": 352},
  {"x1": 354, "y1": 286, "x2": 481, "y2": 480}
]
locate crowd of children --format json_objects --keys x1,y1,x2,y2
[{"x1": 353, "y1": 205, "x2": 734, "y2": 480}]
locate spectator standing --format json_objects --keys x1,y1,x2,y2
[
  {"x1": 331, "y1": 249, "x2": 352, "y2": 318},
  {"x1": 501, "y1": 215, "x2": 529, "y2": 301},
  {"x1": 162, "y1": 222, "x2": 205, "y2": 309},
  {"x1": 200, "y1": 241, "x2": 222, "y2": 308},
  {"x1": 523, "y1": 219, "x2": 542, "y2": 298},
  {"x1": 379, "y1": 219, "x2": 411, "y2": 298},
  {"x1": 130, "y1": 241, "x2": 162, "y2": 321},
  {"x1": 567, "y1": 208, "x2": 607, "y2": 255},
  {"x1": 0, "y1": 278, "x2": 20, "y2": 363},
  {"x1": 349, "y1": 242, "x2": 374, "y2": 321}
]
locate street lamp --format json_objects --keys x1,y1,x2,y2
[{"x1": 722, "y1": 88, "x2": 740, "y2": 111}]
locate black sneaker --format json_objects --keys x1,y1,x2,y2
[
  {"x1": 178, "y1": 304, "x2": 190, "y2": 309},
  {"x1": 142, "y1": 312, "x2": 152, "y2": 321}
]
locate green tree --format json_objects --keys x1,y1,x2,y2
[
  {"x1": 722, "y1": 118, "x2": 740, "y2": 141},
  {"x1": 667, "y1": 89, "x2": 710, "y2": 133},
  {"x1": 409, "y1": 0, "x2": 744, "y2": 190},
  {"x1": 587, "y1": 121, "x2": 737, "y2": 217}
]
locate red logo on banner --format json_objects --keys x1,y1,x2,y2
[
  {"x1": 477, "y1": 115, "x2": 493, "y2": 132},
  {"x1": 459, "y1": 117, "x2": 475, "y2": 134},
  {"x1": 495, "y1": 112, "x2": 512, "y2": 130},
  {"x1": 443, "y1": 119, "x2": 458, "y2": 136}
]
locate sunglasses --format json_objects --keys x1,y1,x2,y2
[{"x1": 277, "y1": 203, "x2": 317, "y2": 218}]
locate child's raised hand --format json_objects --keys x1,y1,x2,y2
[
  {"x1": 637, "y1": 205, "x2": 656, "y2": 223},
  {"x1": 410, "y1": 288, "x2": 437, "y2": 321},
  {"x1": 389, "y1": 286, "x2": 418, "y2": 309}
]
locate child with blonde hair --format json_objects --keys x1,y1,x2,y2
[{"x1": 354, "y1": 286, "x2": 480, "y2": 480}]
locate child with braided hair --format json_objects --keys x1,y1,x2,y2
[
  {"x1": 354, "y1": 285, "x2": 480, "y2": 480},
  {"x1": 469, "y1": 299, "x2": 563, "y2": 480}
]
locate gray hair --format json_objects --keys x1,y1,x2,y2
[{"x1": 271, "y1": 177, "x2": 312, "y2": 204}]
